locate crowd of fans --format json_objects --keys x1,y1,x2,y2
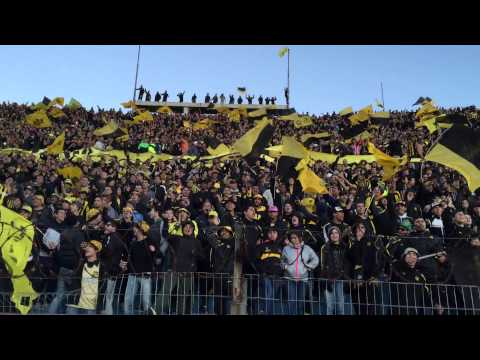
[
  {"x1": 0, "y1": 99, "x2": 479, "y2": 315},
  {"x1": 136, "y1": 86, "x2": 280, "y2": 105}
]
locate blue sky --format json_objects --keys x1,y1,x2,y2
[{"x1": 1, "y1": 45, "x2": 479, "y2": 115}]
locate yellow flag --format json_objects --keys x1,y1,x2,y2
[
  {"x1": 214, "y1": 105, "x2": 230, "y2": 114},
  {"x1": 375, "y1": 99, "x2": 384, "y2": 109},
  {"x1": 31, "y1": 102, "x2": 49, "y2": 111},
  {"x1": 57, "y1": 166, "x2": 83, "y2": 179},
  {"x1": 207, "y1": 144, "x2": 232, "y2": 156},
  {"x1": 368, "y1": 142, "x2": 407, "y2": 181},
  {"x1": 308, "y1": 151, "x2": 338, "y2": 163},
  {"x1": 133, "y1": 111, "x2": 154, "y2": 123},
  {"x1": 415, "y1": 117, "x2": 438, "y2": 134},
  {"x1": 48, "y1": 97, "x2": 64, "y2": 107},
  {"x1": 193, "y1": 119, "x2": 215, "y2": 131},
  {"x1": 275, "y1": 136, "x2": 310, "y2": 159},
  {"x1": 25, "y1": 110, "x2": 52, "y2": 128},
  {"x1": 248, "y1": 108, "x2": 268, "y2": 118},
  {"x1": 157, "y1": 106, "x2": 173, "y2": 114},
  {"x1": 278, "y1": 47, "x2": 289, "y2": 58},
  {"x1": 359, "y1": 105, "x2": 374, "y2": 115},
  {"x1": 228, "y1": 109, "x2": 242, "y2": 122},
  {"x1": 0, "y1": 196, "x2": 37, "y2": 315},
  {"x1": 294, "y1": 116, "x2": 313, "y2": 128},
  {"x1": 183, "y1": 121, "x2": 192, "y2": 128},
  {"x1": 416, "y1": 102, "x2": 438, "y2": 119},
  {"x1": 121, "y1": 100, "x2": 136, "y2": 108},
  {"x1": 46, "y1": 132, "x2": 65, "y2": 155},
  {"x1": 49, "y1": 107, "x2": 66, "y2": 119},
  {"x1": 300, "y1": 132, "x2": 330, "y2": 143},
  {"x1": 298, "y1": 167, "x2": 328, "y2": 194},
  {"x1": 94, "y1": 120, "x2": 119, "y2": 136},
  {"x1": 278, "y1": 112, "x2": 301, "y2": 121},
  {"x1": 339, "y1": 107, "x2": 353, "y2": 116},
  {"x1": 232, "y1": 117, "x2": 273, "y2": 156},
  {"x1": 66, "y1": 98, "x2": 82, "y2": 110}
]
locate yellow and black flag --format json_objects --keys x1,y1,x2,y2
[
  {"x1": 232, "y1": 117, "x2": 274, "y2": 161},
  {"x1": 248, "y1": 107, "x2": 268, "y2": 119},
  {"x1": 338, "y1": 106, "x2": 354, "y2": 117},
  {"x1": 436, "y1": 113, "x2": 470, "y2": 127},
  {"x1": 25, "y1": 110, "x2": 52, "y2": 128},
  {"x1": 339, "y1": 121, "x2": 369, "y2": 140},
  {"x1": 93, "y1": 120, "x2": 119, "y2": 136},
  {"x1": 46, "y1": 131, "x2": 65, "y2": 155},
  {"x1": 369, "y1": 111, "x2": 390, "y2": 126},
  {"x1": 301, "y1": 132, "x2": 331, "y2": 147},
  {"x1": 425, "y1": 125, "x2": 480, "y2": 192},
  {"x1": 278, "y1": 47, "x2": 289, "y2": 58}
]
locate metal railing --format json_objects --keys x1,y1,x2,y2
[{"x1": 0, "y1": 273, "x2": 479, "y2": 315}]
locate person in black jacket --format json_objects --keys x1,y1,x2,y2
[
  {"x1": 204, "y1": 93, "x2": 211, "y2": 103},
  {"x1": 101, "y1": 220, "x2": 129, "y2": 315},
  {"x1": 390, "y1": 247, "x2": 431, "y2": 315},
  {"x1": 145, "y1": 91, "x2": 151, "y2": 102},
  {"x1": 206, "y1": 225, "x2": 236, "y2": 314},
  {"x1": 48, "y1": 224, "x2": 85, "y2": 314},
  {"x1": 191, "y1": 93, "x2": 197, "y2": 103},
  {"x1": 229, "y1": 95, "x2": 235, "y2": 104},
  {"x1": 237, "y1": 96, "x2": 243, "y2": 104},
  {"x1": 177, "y1": 91, "x2": 185, "y2": 103},
  {"x1": 122, "y1": 221, "x2": 156, "y2": 315},
  {"x1": 154, "y1": 91, "x2": 161, "y2": 102},
  {"x1": 65, "y1": 240, "x2": 107, "y2": 315},
  {"x1": 161, "y1": 91, "x2": 169, "y2": 102},
  {"x1": 256, "y1": 227, "x2": 283, "y2": 314},
  {"x1": 347, "y1": 222, "x2": 386, "y2": 315},
  {"x1": 258, "y1": 95, "x2": 264, "y2": 105},
  {"x1": 160, "y1": 221, "x2": 204, "y2": 315}
]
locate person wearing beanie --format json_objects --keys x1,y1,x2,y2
[
  {"x1": 122, "y1": 220, "x2": 157, "y2": 315},
  {"x1": 261, "y1": 205, "x2": 288, "y2": 239},
  {"x1": 156, "y1": 221, "x2": 205, "y2": 315},
  {"x1": 65, "y1": 240, "x2": 107, "y2": 315},
  {"x1": 390, "y1": 247, "x2": 431, "y2": 315},
  {"x1": 322, "y1": 206, "x2": 351, "y2": 246},
  {"x1": 320, "y1": 226, "x2": 352, "y2": 315},
  {"x1": 281, "y1": 231, "x2": 319, "y2": 315}
]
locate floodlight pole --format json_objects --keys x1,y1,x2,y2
[
  {"x1": 381, "y1": 82, "x2": 385, "y2": 109},
  {"x1": 133, "y1": 45, "x2": 141, "y2": 102}
]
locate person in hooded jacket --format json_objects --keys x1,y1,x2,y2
[
  {"x1": 320, "y1": 226, "x2": 352, "y2": 315},
  {"x1": 281, "y1": 231, "x2": 319, "y2": 315},
  {"x1": 205, "y1": 225, "x2": 237, "y2": 314},
  {"x1": 256, "y1": 226, "x2": 284, "y2": 314}
]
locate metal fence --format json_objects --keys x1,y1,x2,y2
[{"x1": 1, "y1": 272, "x2": 480, "y2": 315}]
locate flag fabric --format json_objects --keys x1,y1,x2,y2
[
  {"x1": 232, "y1": 117, "x2": 274, "y2": 158},
  {"x1": 348, "y1": 112, "x2": 370, "y2": 125},
  {"x1": 425, "y1": 125, "x2": 480, "y2": 192},
  {"x1": 268, "y1": 136, "x2": 310, "y2": 159},
  {"x1": 207, "y1": 144, "x2": 233, "y2": 157},
  {"x1": 214, "y1": 105, "x2": 230, "y2": 114},
  {"x1": 375, "y1": 99, "x2": 384, "y2": 109},
  {"x1": 368, "y1": 142, "x2": 406, "y2": 181},
  {"x1": 66, "y1": 98, "x2": 82, "y2": 110},
  {"x1": 183, "y1": 121, "x2": 192, "y2": 128},
  {"x1": 277, "y1": 156, "x2": 301, "y2": 182},
  {"x1": 25, "y1": 110, "x2": 52, "y2": 128},
  {"x1": 369, "y1": 111, "x2": 391, "y2": 125},
  {"x1": 132, "y1": 111, "x2": 154, "y2": 124},
  {"x1": 308, "y1": 151, "x2": 339, "y2": 164},
  {"x1": 416, "y1": 102, "x2": 438, "y2": 119},
  {"x1": 31, "y1": 102, "x2": 49, "y2": 111},
  {"x1": 46, "y1": 132, "x2": 65, "y2": 155},
  {"x1": 205, "y1": 136, "x2": 222, "y2": 150},
  {"x1": 48, "y1": 107, "x2": 66, "y2": 119},
  {"x1": 294, "y1": 116, "x2": 313, "y2": 129},
  {"x1": 436, "y1": 113, "x2": 470, "y2": 127},
  {"x1": 113, "y1": 127, "x2": 129, "y2": 142},
  {"x1": 339, "y1": 121, "x2": 369, "y2": 140},
  {"x1": 339, "y1": 107, "x2": 353, "y2": 117},
  {"x1": 157, "y1": 106, "x2": 173, "y2": 114},
  {"x1": 298, "y1": 167, "x2": 328, "y2": 194},
  {"x1": 121, "y1": 100, "x2": 136, "y2": 108},
  {"x1": 301, "y1": 132, "x2": 331, "y2": 147},
  {"x1": 237, "y1": 87, "x2": 246, "y2": 95},
  {"x1": 228, "y1": 109, "x2": 242, "y2": 122},
  {"x1": 412, "y1": 97, "x2": 426, "y2": 106},
  {"x1": 0, "y1": 198, "x2": 37, "y2": 315},
  {"x1": 93, "y1": 120, "x2": 119, "y2": 136},
  {"x1": 278, "y1": 47, "x2": 289, "y2": 58},
  {"x1": 48, "y1": 97, "x2": 64, "y2": 107},
  {"x1": 248, "y1": 108, "x2": 268, "y2": 119},
  {"x1": 415, "y1": 117, "x2": 438, "y2": 134},
  {"x1": 278, "y1": 112, "x2": 302, "y2": 122},
  {"x1": 193, "y1": 119, "x2": 216, "y2": 131},
  {"x1": 57, "y1": 166, "x2": 83, "y2": 180}
]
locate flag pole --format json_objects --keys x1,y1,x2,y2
[
  {"x1": 133, "y1": 45, "x2": 141, "y2": 103},
  {"x1": 287, "y1": 48, "x2": 291, "y2": 108},
  {"x1": 381, "y1": 82, "x2": 385, "y2": 109}
]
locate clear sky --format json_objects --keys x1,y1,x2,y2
[{"x1": 1, "y1": 45, "x2": 479, "y2": 115}]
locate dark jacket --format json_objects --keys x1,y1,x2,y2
[
  {"x1": 168, "y1": 234, "x2": 205, "y2": 272},
  {"x1": 320, "y1": 241, "x2": 351, "y2": 280},
  {"x1": 101, "y1": 232, "x2": 129, "y2": 276},
  {"x1": 206, "y1": 228, "x2": 236, "y2": 274},
  {"x1": 347, "y1": 235, "x2": 385, "y2": 281},
  {"x1": 55, "y1": 228, "x2": 85, "y2": 270},
  {"x1": 255, "y1": 240, "x2": 283, "y2": 277}
]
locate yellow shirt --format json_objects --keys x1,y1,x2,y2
[{"x1": 76, "y1": 263, "x2": 100, "y2": 310}]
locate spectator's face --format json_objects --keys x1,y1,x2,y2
[
  {"x1": 164, "y1": 210, "x2": 174, "y2": 221},
  {"x1": 178, "y1": 211, "x2": 189, "y2": 223},
  {"x1": 183, "y1": 224, "x2": 194, "y2": 236},
  {"x1": 268, "y1": 211, "x2": 278, "y2": 220},
  {"x1": 226, "y1": 201, "x2": 236, "y2": 212},
  {"x1": 291, "y1": 216, "x2": 300, "y2": 227},
  {"x1": 433, "y1": 206, "x2": 443, "y2": 217},
  {"x1": 104, "y1": 223, "x2": 116, "y2": 235},
  {"x1": 334, "y1": 211, "x2": 344, "y2": 222},
  {"x1": 54, "y1": 210, "x2": 66, "y2": 223},
  {"x1": 414, "y1": 218, "x2": 427, "y2": 232},
  {"x1": 19, "y1": 210, "x2": 31, "y2": 219},
  {"x1": 254, "y1": 198, "x2": 262, "y2": 206},
  {"x1": 405, "y1": 252, "x2": 418, "y2": 268},
  {"x1": 356, "y1": 203, "x2": 365, "y2": 216},
  {"x1": 464, "y1": 215, "x2": 472, "y2": 226},
  {"x1": 244, "y1": 207, "x2": 256, "y2": 221},
  {"x1": 355, "y1": 224, "x2": 366, "y2": 238},
  {"x1": 289, "y1": 233, "x2": 301, "y2": 246},
  {"x1": 462, "y1": 200, "x2": 469, "y2": 209},
  {"x1": 93, "y1": 197, "x2": 103, "y2": 209},
  {"x1": 396, "y1": 204, "x2": 406, "y2": 216},
  {"x1": 329, "y1": 229, "x2": 340, "y2": 243},
  {"x1": 455, "y1": 212, "x2": 465, "y2": 225},
  {"x1": 267, "y1": 230, "x2": 278, "y2": 242},
  {"x1": 284, "y1": 203, "x2": 293, "y2": 214},
  {"x1": 202, "y1": 202, "x2": 212, "y2": 214}
]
